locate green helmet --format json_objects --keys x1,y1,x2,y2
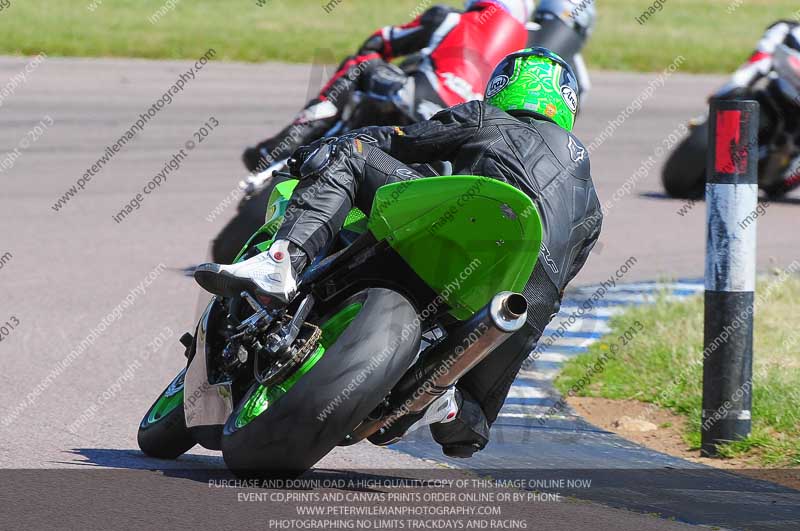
[{"x1": 484, "y1": 47, "x2": 579, "y2": 131}]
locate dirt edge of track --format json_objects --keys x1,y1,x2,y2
[{"x1": 568, "y1": 396, "x2": 800, "y2": 490}]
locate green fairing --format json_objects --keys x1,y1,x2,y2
[
  {"x1": 146, "y1": 389, "x2": 183, "y2": 425},
  {"x1": 237, "y1": 176, "x2": 542, "y2": 320},
  {"x1": 144, "y1": 370, "x2": 186, "y2": 426},
  {"x1": 368, "y1": 176, "x2": 541, "y2": 320}
]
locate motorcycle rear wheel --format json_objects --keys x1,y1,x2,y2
[{"x1": 221, "y1": 288, "x2": 421, "y2": 477}]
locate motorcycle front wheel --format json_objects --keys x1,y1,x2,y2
[
  {"x1": 137, "y1": 367, "x2": 196, "y2": 459},
  {"x1": 662, "y1": 121, "x2": 708, "y2": 199}
]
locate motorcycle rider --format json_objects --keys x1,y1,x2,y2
[
  {"x1": 198, "y1": 48, "x2": 602, "y2": 457},
  {"x1": 713, "y1": 19, "x2": 800, "y2": 194},
  {"x1": 530, "y1": 0, "x2": 596, "y2": 95},
  {"x1": 242, "y1": 0, "x2": 533, "y2": 173},
  {"x1": 534, "y1": 0, "x2": 596, "y2": 37},
  {"x1": 717, "y1": 20, "x2": 800, "y2": 97}
]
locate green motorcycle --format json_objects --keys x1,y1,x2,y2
[{"x1": 137, "y1": 175, "x2": 542, "y2": 475}]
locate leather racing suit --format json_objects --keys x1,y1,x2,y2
[
  {"x1": 276, "y1": 100, "x2": 602, "y2": 455},
  {"x1": 244, "y1": 3, "x2": 528, "y2": 172},
  {"x1": 718, "y1": 20, "x2": 800, "y2": 96}
]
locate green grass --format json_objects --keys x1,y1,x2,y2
[
  {"x1": 2, "y1": 0, "x2": 458, "y2": 64},
  {"x1": 555, "y1": 272, "x2": 800, "y2": 467},
  {"x1": 588, "y1": 0, "x2": 799, "y2": 73},
  {"x1": 0, "y1": 0, "x2": 797, "y2": 72}
]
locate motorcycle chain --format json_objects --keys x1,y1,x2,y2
[{"x1": 256, "y1": 322, "x2": 322, "y2": 387}]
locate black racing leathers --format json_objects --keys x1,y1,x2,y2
[
  {"x1": 282, "y1": 100, "x2": 602, "y2": 295},
  {"x1": 276, "y1": 100, "x2": 602, "y2": 453}
]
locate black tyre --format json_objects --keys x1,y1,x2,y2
[
  {"x1": 137, "y1": 368, "x2": 196, "y2": 459},
  {"x1": 210, "y1": 184, "x2": 274, "y2": 264},
  {"x1": 662, "y1": 121, "x2": 708, "y2": 199},
  {"x1": 221, "y1": 288, "x2": 421, "y2": 476}
]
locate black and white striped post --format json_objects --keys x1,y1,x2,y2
[{"x1": 701, "y1": 99, "x2": 759, "y2": 456}]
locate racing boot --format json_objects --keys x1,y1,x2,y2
[
  {"x1": 430, "y1": 387, "x2": 490, "y2": 458},
  {"x1": 194, "y1": 240, "x2": 306, "y2": 304},
  {"x1": 369, "y1": 387, "x2": 460, "y2": 446}
]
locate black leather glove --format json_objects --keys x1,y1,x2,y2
[
  {"x1": 287, "y1": 144, "x2": 316, "y2": 176},
  {"x1": 288, "y1": 138, "x2": 337, "y2": 179},
  {"x1": 288, "y1": 137, "x2": 330, "y2": 174}
]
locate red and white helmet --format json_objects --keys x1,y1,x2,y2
[{"x1": 465, "y1": 0, "x2": 535, "y2": 25}]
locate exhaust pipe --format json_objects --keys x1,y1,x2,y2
[{"x1": 351, "y1": 291, "x2": 528, "y2": 442}]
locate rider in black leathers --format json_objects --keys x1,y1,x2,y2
[{"x1": 197, "y1": 49, "x2": 602, "y2": 457}]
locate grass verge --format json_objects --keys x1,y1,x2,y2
[
  {"x1": 0, "y1": 0, "x2": 798, "y2": 73},
  {"x1": 554, "y1": 271, "x2": 800, "y2": 467}
]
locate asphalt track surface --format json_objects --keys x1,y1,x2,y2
[{"x1": 1, "y1": 57, "x2": 799, "y2": 529}]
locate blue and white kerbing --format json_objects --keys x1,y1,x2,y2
[{"x1": 496, "y1": 279, "x2": 706, "y2": 422}]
